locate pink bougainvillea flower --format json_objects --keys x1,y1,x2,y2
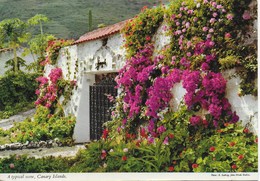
[
  {"x1": 225, "y1": 33, "x2": 231, "y2": 39},
  {"x1": 157, "y1": 125, "x2": 166, "y2": 134},
  {"x1": 213, "y1": 12, "x2": 218, "y2": 17},
  {"x1": 226, "y1": 14, "x2": 234, "y2": 20},
  {"x1": 217, "y1": 5, "x2": 223, "y2": 9},
  {"x1": 242, "y1": 11, "x2": 251, "y2": 20},
  {"x1": 203, "y1": 27, "x2": 208, "y2": 32},
  {"x1": 189, "y1": 116, "x2": 201, "y2": 126},
  {"x1": 163, "y1": 137, "x2": 169, "y2": 145},
  {"x1": 210, "y1": 18, "x2": 216, "y2": 24}
]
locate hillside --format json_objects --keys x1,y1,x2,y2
[{"x1": 0, "y1": 0, "x2": 168, "y2": 39}]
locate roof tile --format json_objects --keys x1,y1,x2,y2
[{"x1": 73, "y1": 19, "x2": 128, "y2": 44}]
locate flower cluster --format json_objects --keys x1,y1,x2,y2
[
  {"x1": 35, "y1": 68, "x2": 75, "y2": 112},
  {"x1": 41, "y1": 39, "x2": 73, "y2": 66},
  {"x1": 35, "y1": 68, "x2": 63, "y2": 109}
]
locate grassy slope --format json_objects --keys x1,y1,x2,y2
[{"x1": 0, "y1": 0, "x2": 168, "y2": 39}]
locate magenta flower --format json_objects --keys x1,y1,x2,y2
[
  {"x1": 210, "y1": 18, "x2": 216, "y2": 24},
  {"x1": 170, "y1": 14, "x2": 176, "y2": 21},
  {"x1": 225, "y1": 33, "x2": 231, "y2": 39},
  {"x1": 176, "y1": 21, "x2": 180, "y2": 26},
  {"x1": 187, "y1": 41, "x2": 192, "y2": 48},
  {"x1": 148, "y1": 137, "x2": 154, "y2": 144},
  {"x1": 242, "y1": 11, "x2": 251, "y2": 20},
  {"x1": 175, "y1": 30, "x2": 182, "y2": 35},
  {"x1": 209, "y1": 28, "x2": 214, "y2": 33},
  {"x1": 211, "y1": 2, "x2": 217, "y2": 7},
  {"x1": 193, "y1": 17, "x2": 198, "y2": 22},
  {"x1": 201, "y1": 62, "x2": 210, "y2": 71},
  {"x1": 163, "y1": 137, "x2": 169, "y2": 145},
  {"x1": 187, "y1": 10, "x2": 194, "y2": 14},
  {"x1": 226, "y1": 14, "x2": 234, "y2": 20},
  {"x1": 203, "y1": 27, "x2": 208, "y2": 32},
  {"x1": 190, "y1": 116, "x2": 202, "y2": 126},
  {"x1": 207, "y1": 34, "x2": 212, "y2": 39},
  {"x1": 187, "y1": 52, "x2": 192, "y2": 57},
  {"x1": 157, "y1": 125, "x2": 166, "y2": 134},
  {"x1": 213, "y1": 12, "x2": 218, "y2": 17},
  {"x1": 216, "y1": 5, "x2": 223, "y2": 9}
]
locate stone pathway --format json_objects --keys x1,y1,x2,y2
[
  {"x1": 0, "y1": 144, "x2": 86, "y2": 158},
  {"x1": 0, "y1": 109, "x2": 36, "y2": 130}
]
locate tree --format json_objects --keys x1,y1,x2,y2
[
  {"x1": 88, "y1": 10, "x2": 93, "y2": 31},
  {"x1": 0, "y1": 18, "x2": 29, "y2": 73},
  {"x1": 25, "y1": 14, "x2": 55, "y2": 72}
]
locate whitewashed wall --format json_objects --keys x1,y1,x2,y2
[
  {"x1": 46, "y1": 33, "x2": 126, "y2": 142},
  {"x1": 0, "y1": 48, "x2": 35, "y2": 75},
  {"x1": 48, "y1": 17, "x2": 257, "y2": 142}
]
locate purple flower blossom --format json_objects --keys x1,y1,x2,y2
[
  {"x1": 209, "y1": 104, "x2": 222, "y2": 119},
  {"x1": 201, "y1": 62, "x2": 210, "y2": 71},
  {"x1": 193, "y1": 17, "x2": 198, "y2": 22},
  {"x1": 148, "y1": 137, "x2": 154, "y2": 144},
  {"x1": 182, "y1": 28, "x2": 186, "y2": 33},
  {"x1": 203, "y1": 0, "x2": 208, "y2": 3},
  {"x1": 157, "y1": 125, "x2": 166, "y2": 134},
  {"x1": 190, "y1": 116, "x2": 201, "y2": 126},
  {"x1": 187, "y1": 52, "x2": 192, "y2": 57},
  {"x1": 213, "y1": 12, "x2": 218, "y2": 17},
  {"x1": 163, "y1": 137, "x2": 169, "y2": 145},
  {"x1": 209, "y1": 28, "x2": 214, "y2": 33},
  {"x1": 213, "y1": 120, "x2": 218, "y2": 127}
]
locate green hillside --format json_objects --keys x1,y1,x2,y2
[{"x1": 0, "y1": 0, "x2": 168, "y2": 39}]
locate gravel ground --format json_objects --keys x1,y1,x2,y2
[{"x1": 0, "y1": 144, "x2": 86, "y2": 158}]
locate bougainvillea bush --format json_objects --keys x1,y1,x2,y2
[
  {"x1": 1, "y1": 67, "x2": 77, "y2": 145},
  {"x1": 75, "y1": 0, "x2": 257, "y2": 172},
  {"x1": 1, "y1": 0, "x2": 257, "y2": 173}
]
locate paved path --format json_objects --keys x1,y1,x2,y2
[
  {"x1": 0, "y1": 144, "x2": 86, "y2": 158},
  {"x1": 0, "y1": 109, "x2": 36, "y2": 130}
]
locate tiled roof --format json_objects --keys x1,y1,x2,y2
[{"x1": 73, "y1": 19, "x2": 128, "y2": 44}]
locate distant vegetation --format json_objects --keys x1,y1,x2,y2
[{"x1": 0, "y1": 0, "x2": 168, "y2": 39}]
